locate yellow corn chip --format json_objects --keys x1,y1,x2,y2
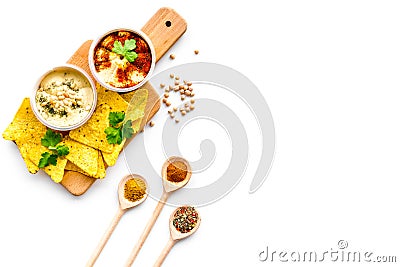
[
  {"x1": 3, "y1": 98, "x2": 46, "y2": 142},
  {"x1": 44, "y1": 158, "x2": 67, "y2": 183},
  {"x1": 96, "y1": 151, "x2": 106, "y2": 179},
  {"x1": 65, "y1": 151, "x2": 106, "y2": 179},
  {"x1": 96, "y1": 84, "x2": 129, "y2": 113},
  {"x1": 101, "y1": 139, "x2": 126, "y2": 167},
  {"x1": 69, "y1": 104, "x2": 115, "y2": 153},
  {"x1": 63, "y1": 138, "x2": 98, "y2": 177},
  {"x1": 15, "y1": 141, "x2": 39, "y2": 174}
]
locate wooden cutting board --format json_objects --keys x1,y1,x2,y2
[{"x1": 60, "y1": 7, "x2": 187, "y2": 196}]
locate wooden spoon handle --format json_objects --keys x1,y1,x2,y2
[
  {"x1": 125, "y1": 192, "x2": 170, "y2": 267},
  {"x1": 153, "y1": 238, "x2": 177, "y2": 267},
  {"x1": 86, "y1": 207, "x2": 126, "y2": 267}
]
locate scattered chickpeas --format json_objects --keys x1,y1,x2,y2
[
  {"x1": 160, "y1": 83, "x2": 165, "y2": 88},
  {"x1": 190, "y1": 92, "x2": 195, "y2": 97},
  {"x1": 175, "y1": 118, "x2": 180, "y2": 123},
  {"x1": 179, "y1": 85, "x2": 185, "y2": 89},
  {"x1": 180, "y1": 95, "x2": 185, "y2": 101},
  {"x1": 175, "y1": 76, "x2": 180, "y2": 80},
  {"x1": 184, "y1": 103, "x2": 189, "y2": 107},
  {"x1": 174, "y1": 86, "x2": 180, "y2": 92},
  {"x1": 181, "y1": 110, "x2": 187, "y2": 116},
  {"x1": 166, "y1": 101, "x2": 171, "y2": 107},
  {"x1": 173, "y1": 107, "x2": 178, "y2": 112},
  {"x1": 170, "y1": 73, "x2": 175, "y2": 78},
  {"x1": 170, "y1": 113, "x2": 175, "y2": 118},
  {"x1": 174, "y1": 80, "x2": 180, "y2": 85},
  {"x1": 194, "y1": 50, "x2": 199, "y2": 55},
  {"x1": 164, "y1": 93, "x2": 170, "y2": 98},
  {"x1": 185, "y1": 107, "x2": 190, "y2": 112},
  {"x1": 185, "y1": 90, "x2": 191, "y2": 96},
  {"x1": 170, "y1": 54, "x2": 176, "y2": 60},
  {"x1": 190, "y1": 99, "x2": 195, "y2": 104},
  {"x1": 187, "y1": 82, "x2": 193, "y2": 86},
  {"x1": 162, "y1": 98, "x2": 167, "y2": 103},
  {"x1": 149, "y1": 121, "x2": 155, "y2": 127},
  {"x1": 180, "y1": 89, "x2": 185, "y2": 95},
  {"x1": 190, "y1": 105, "x2": 195, "y2": 110}
]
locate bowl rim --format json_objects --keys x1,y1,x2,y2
[
  {"x1": 88, "y1": 27, "x2": 156, "y2": 93},
  {"x1": 30, "y1": 64, "x2": 98, "y2": 131}
]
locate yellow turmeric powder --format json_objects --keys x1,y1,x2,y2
[{"x1": 124, "y1": 178, "x2": 146, "y2": 202}]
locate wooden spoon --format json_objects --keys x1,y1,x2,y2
[
  {"x1": 86, "y1": 174, "x2": 148, "y2": 267},
  {"x1": 125, "y1": 156, "x2": 191, "y2": 267},
  {"x1": 154, "y1": 206, "x2": 201, "y2": 267}
]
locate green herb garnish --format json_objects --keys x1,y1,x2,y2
[
  {"x1": 38, "y1": 129, "x2": 70, "y2": 168},
  {"x1": 104, "y1": 112, "x2": 134, "y2": 145},
  {"x1": 112, "y1": 39, "x2": 138, "y2": 63}
]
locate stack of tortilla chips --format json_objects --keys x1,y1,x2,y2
[{"x1": 2, "y1": 85, "x2": 148, "y2": 183}]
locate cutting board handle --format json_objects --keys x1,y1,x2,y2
[{"x1": 142, "y1": 7, "x2": 187, "y2": 61}]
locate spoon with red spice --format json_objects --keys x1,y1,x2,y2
[
  {"x1": 125, "y1": 156, "x2": 191, "y2": 266},
  {"x1": 87, "y1": 174, "x2": 148, "y2": 267},
  {"x1": 154, "y1": 206, "x2": 201, "y2": 266}
]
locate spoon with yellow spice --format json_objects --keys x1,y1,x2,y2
[
  {"x1": 125, "y1": 156, "x2": 191, "y2": 266},
  {"x1": 86, "y1": 174, "x2": 148, "y2": 267}
]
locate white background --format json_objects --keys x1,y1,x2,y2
[{"x1": 0, "y1": 0, "x2": 399, "y2": 266}]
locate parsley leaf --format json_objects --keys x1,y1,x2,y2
[
  {"x1": 112, "y1": 39, "x2": 138, "y2": 63},
  {"x1": 38, "y1": 130, "x2": 70, "y2": 168},
  {"x1": 109, "y1": 112, "x2": 125, "y2": 127},
  {"x1": 105, "y1": 112, "x2": 136, "y2": 144},
  {"x1": 38, "y1": 152, "x2": 58, "y2": 168},
  {"x1": 105, "y1": 126, "x2": 123, "y2": 145},
  {"x1": 125, "y1": 51, "x2": 138, "y2": 63},
  {"x1": 124, "y1": 39, "x2": 137, "y2": 51},
  {"x1": 112, "y1": 41, "x2": 124, "y2": 55},
  {"x1": 56, "y1": 145, "x2": 70, "y2": 156},
  {"x1": 41, "y1": 129, "x2": 62, "y2": 149}
]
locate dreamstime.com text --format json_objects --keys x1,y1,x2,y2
[{"x1": 259, "y1": 240, "x2": 397, "y2": 263}]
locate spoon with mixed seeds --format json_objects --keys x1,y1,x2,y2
[
  {"x1": 86, "y1": 174, "x2": 148, "y2": 267},
  {"x1": 125, "y1": 156, "x2": 192, "y2": 266},
  {"x1": 154, "y1": 206, "x2": 201, "y2": 267}
]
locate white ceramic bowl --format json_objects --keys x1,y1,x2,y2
[
  {"x1": 30, "y1": 64, "x2": 97, "y2": 131},
  {"x1": 88, "y1": 28, "x2": 156, "y2": 93}
]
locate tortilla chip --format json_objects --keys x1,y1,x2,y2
[
  {"x1": 44, "y1": 158, "x2": 67, "y2": 183},
  {"x1": 65, "y1": 151, "x2": 106, "y2": 179},
  {"x1": 15, "y1": 141, "x2": 39, "y2": 174},
  {"x1": 3, "y1": 98, "x2": 46, "y2": 142},
  {"x1": 28, "y1": 143, "x2": 67, "y2": 183},
  {"x1": 63, "y1": 138, "x2": 98, "y2": 177},
  {"x1": 96, "y1": 151, "x2": 106, "y2": 179},
  {"x1": 96, "y1": 84, "x2": 128, "y2": 113},
  {"x1": 69, "y1": 104, "x2": 115, "y2": 153},
  {"x1": 101, "y1": 139, "x2": 126, "y2": 167},
  {"x1": 65, "y1": 161, "x2": 82, "y2": 172}
]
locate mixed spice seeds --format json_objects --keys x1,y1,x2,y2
[{"x1": 172, "y1": 206, "x2": 199, "y2": 233}]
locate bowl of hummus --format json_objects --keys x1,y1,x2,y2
[
  {"x1": 31, "y1": 64, "x2": 97, "y2": 131},
  {"x1": 88, "y1": 28, "x2": 156, "y2": 93}
]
